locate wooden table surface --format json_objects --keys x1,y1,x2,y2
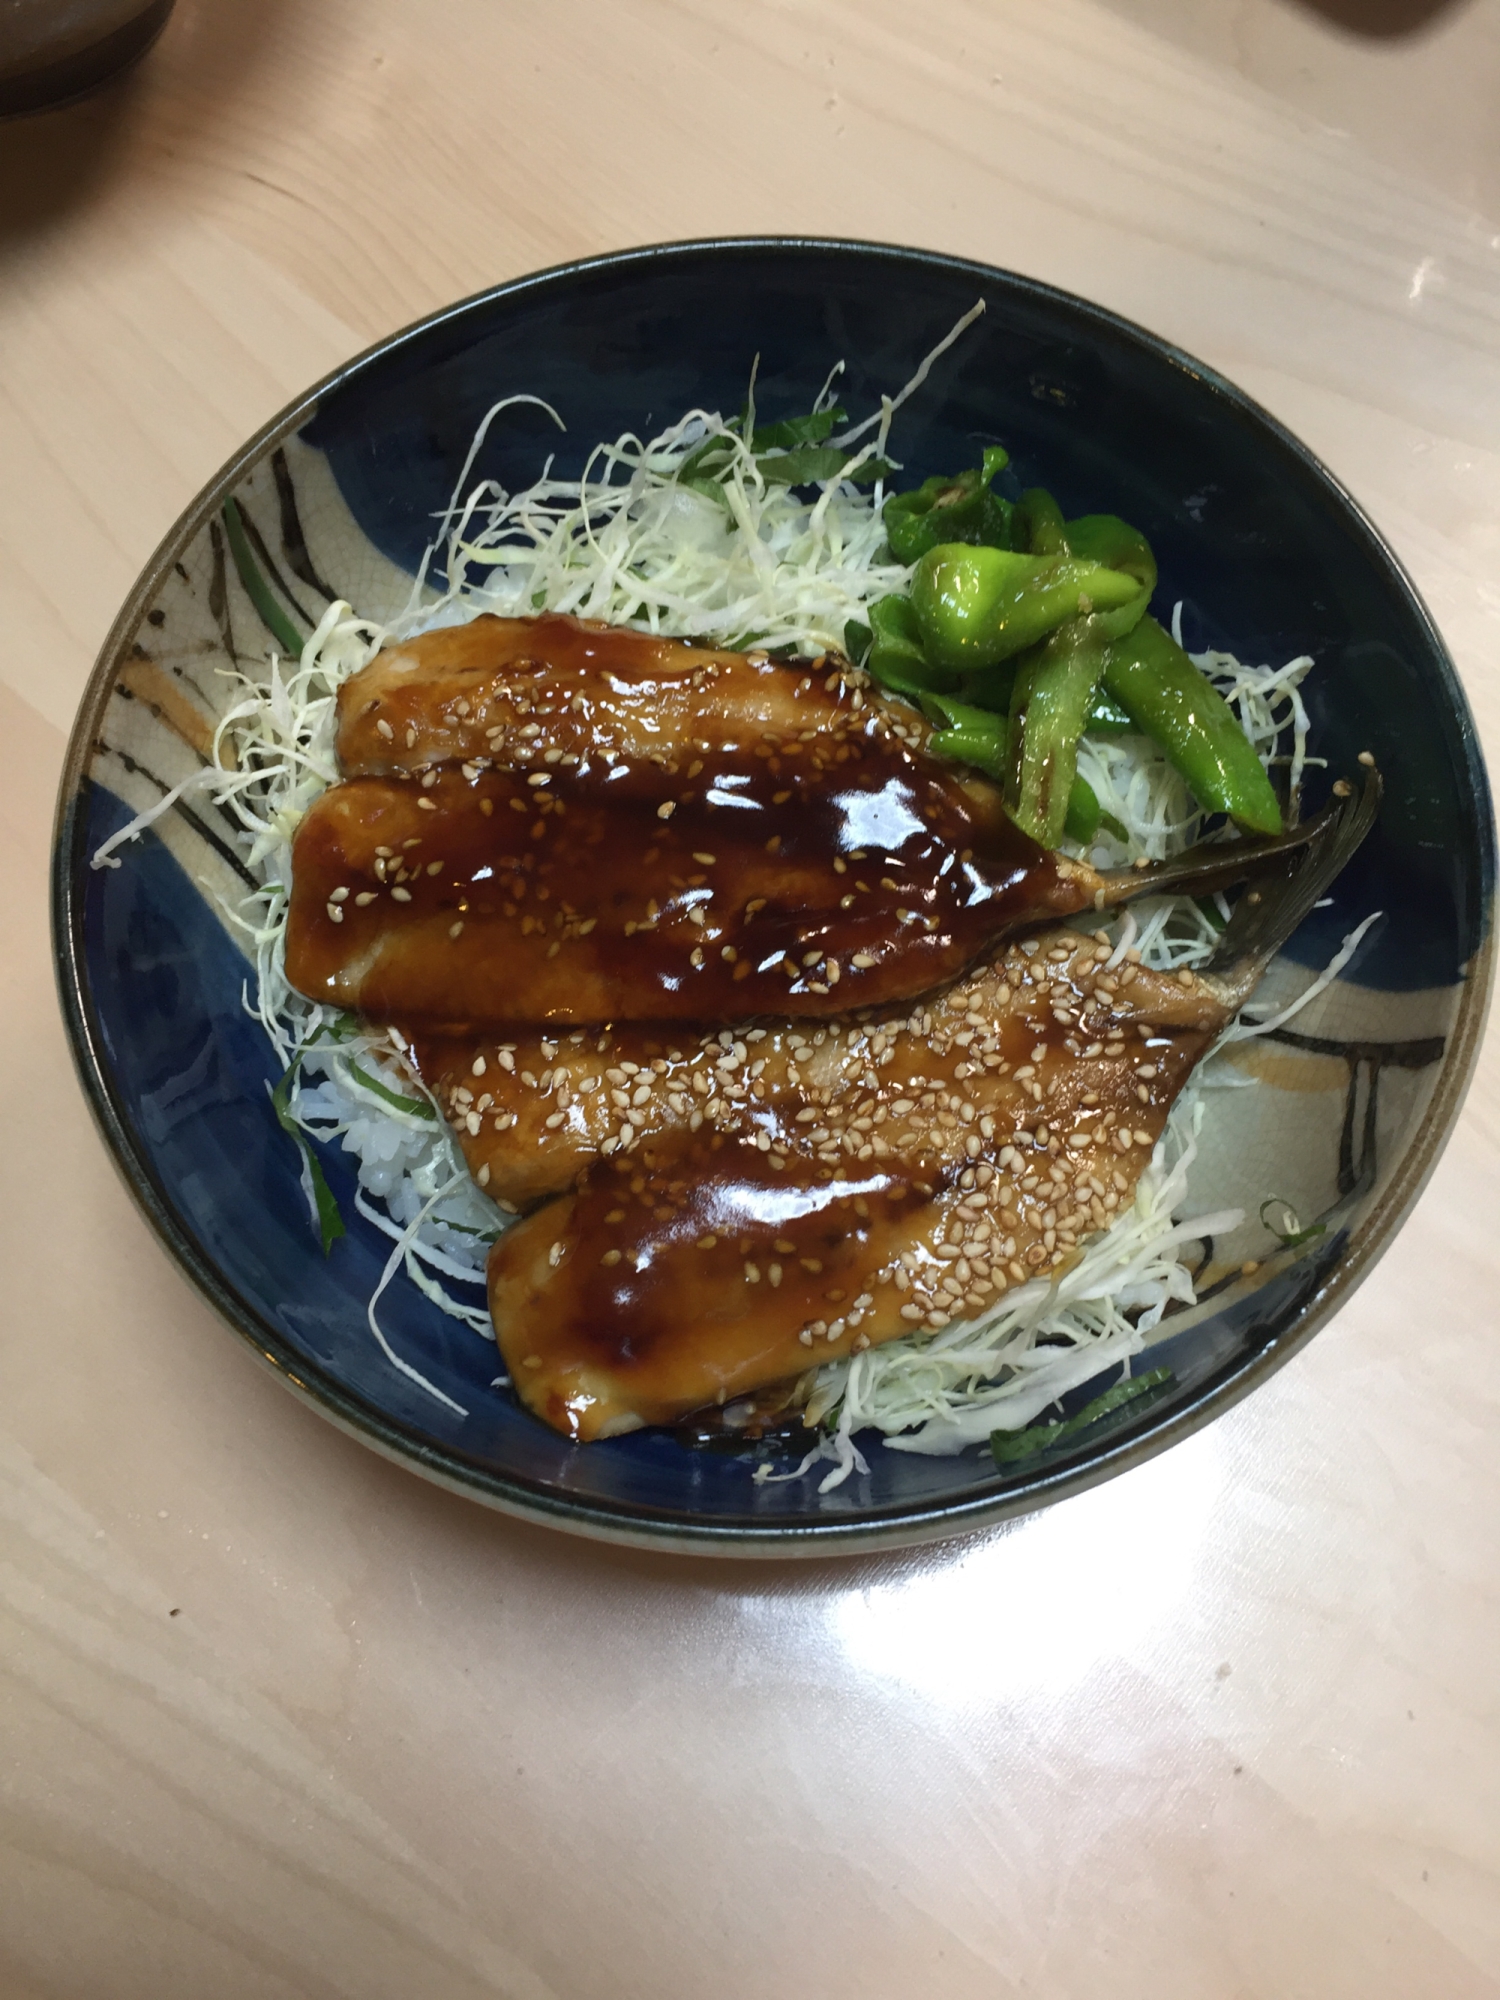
[{"x1": 3, "y1": 4, "x2": 1499, "y2": 1994}]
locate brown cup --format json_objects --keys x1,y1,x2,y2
[{"x1": 0, "y1": 0, "x2": 175, "y2": 117}]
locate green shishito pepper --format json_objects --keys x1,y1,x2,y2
[
  {"x1": 866, "y1": 456, "x2": 1279, "y2": 845},
  {"x1": 1102, "y1": 615, "x2": 1284, "y2": 835},
  {"x1": 919, "y1": 693, "x2": 1104, "y2": 845},
  {"x1": 1006, "y1": 615, "x2": 1114, "y2": 847},
  {"x1": 1085, "y1": 688, "x2": 1133, "y2": 733},
  {"x1": 883, "y1": 444, "x2": 1014, "y2": 565},
  {"x1": 1059, "y1": 514, "x2": 1157, "y2": 637},
  {"x1": 984, "y1": 517, "x2": 1155, "y2": 845},
  {"x1": 1012, "y1": 485, "x2": 1068, "y2": 557},
  {"x1": 909, "y1": 542, "x2": 1145, "y2": 675},
  {"x1": 919, "y1": 691, "x2": 1006, "y2": 779},
  {"x1": 863, "y1": 593, "x2": 949, "y2": 697}
]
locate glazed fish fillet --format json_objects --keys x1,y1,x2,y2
[
  {"x1": 337, "y1": 612, "x2": 913, "y2": 782},
  {"x1": 286, "y1": 727, "x2": 1097, "y2": 1030},
  {"x1": 478, "y1": 930, "x2": 1235, "y2": 1439},
  {"x1": 410, "y1": 927, "x2": 1231, "y2": 1210}
]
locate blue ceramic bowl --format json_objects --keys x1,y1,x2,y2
[{"x1": 53, "y1": 239, "x2": 1494, "y2": 1554}]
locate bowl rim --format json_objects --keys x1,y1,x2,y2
[{"x1": 51, "y1": 233, "x2": 1497, "y2": 1557}]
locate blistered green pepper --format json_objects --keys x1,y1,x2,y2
[
  {"x1": 1009, "y1": 493, "x2": 1154, "y2": 641},
  {"x1": 910, "y1": 542, "x2": 1142, "y2": 675},
  {"x1": 883, "y1": 445, "x2": 1014, "y2": 566},
  {"x1": 964, "y1": 659, "x2": 1132, "y2": 733},
  {"x1": 957, "y1": 661, "x2": 1126, "y2": 736},
  {"x1": 919, "y1": 692, "x2": 1008, "y2": 780},
  {"x1": 843, "y1": 617, "x2": 872, "y2": 665},
  {"x1": 862, "y1": 593, "x2": 949, "y2": 697},
  {"x1": 1061, "y1": 773, "x2": 1105, "y2": 846},
  {"x1": 919, "y1": 692, "x2": 1104, "y2": 844},
  {"x1": 1059, "y1": 515, "x2": 1156, "y2": 639},
  {"x1": 956, "y1": 658, "x2": 1019, "y2": 714},
  {"x1": 1102, "y1": 616, "x2": 1284, "y2": 835},
  {"x1": 1012, "y1": 486, "x2": 1068, "y2": 557},
  {"x1": 1086, "y1": 688, "x2": 1134, "y2": 733},
  {"x1": 1006, "y1": 616, "x2": 1113, "y2": 848}
]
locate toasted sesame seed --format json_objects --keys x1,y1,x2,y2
[
  {"x1": 325, "y1": 901, "x2": 344, "y2": 923},
  {"x1": 657, "y1": 801, "x2": 676, "y2": 820}
]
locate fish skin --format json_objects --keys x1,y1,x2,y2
[{"x1": 481, "y1": 930, "x2": 1226, "y2": 1440}]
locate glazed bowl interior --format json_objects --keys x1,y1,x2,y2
[{"x1": 54, "y1": 239, "x2": 1493, "y2": 1553}]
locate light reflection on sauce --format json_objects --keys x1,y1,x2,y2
[
  {"x1": 287, "y1": 735, "x2": 1082, "y2": 1029},
  {"x1": 489, "y1": 1130, "x2": 931, "y2": 1440}
]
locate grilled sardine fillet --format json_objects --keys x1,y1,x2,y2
[
  {"x1": 285, "y1": 750, "x2": 1096, "y2": 1030},
  {"x1": 337, "y1": 613, "x2": 910, "y2": 784},
  {"x1": 412, "y1": 928, "x2": 1227, "y2": 1210},
  {"x1": 482, "y1": 931, "x2": 1233, "y2": 1438}
]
